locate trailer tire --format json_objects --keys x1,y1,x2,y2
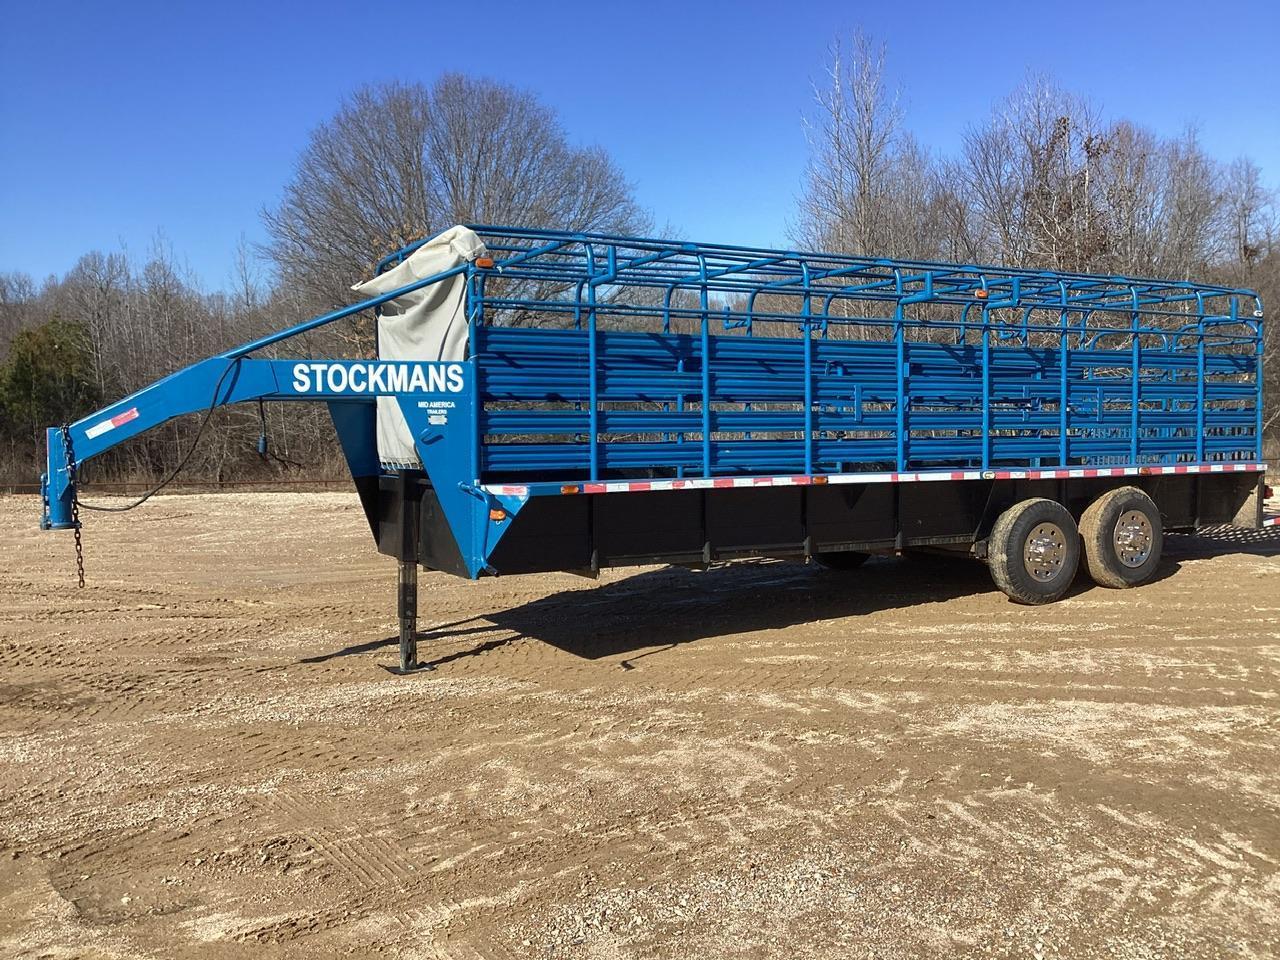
[
  {"x1": 1079, "y1": 487, "x2": 1162, "y2": 588},
  {"x1": 987, "y1": 499, "x2": 1080, "y2": 604},
  {"x1": 813, "y1": 551, "x2": 870, "y2": 570}
]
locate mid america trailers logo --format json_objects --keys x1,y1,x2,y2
[{"x1": 290, "y1": 361, "x2": 465, "y2": 395}]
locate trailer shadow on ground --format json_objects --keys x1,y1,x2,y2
[
  {"x1": 483, "y1": 557, "x2": 997, "y2": 664},
  {"x1": 303, "y1": 525, "x2": 1278, "y2": 670},
  {"x1": 306, "y1": 555, "x2": 1006, "y2": 669},
  {"x1": 314, "y1": 564, "x2": 1174, "y2": 674},
  {"x1": 1165, "y1": 523, "x2": 1280, "y2": 559},
  {"x1": 438, "y1": 553, "x2": 1194, "y2": 666}
]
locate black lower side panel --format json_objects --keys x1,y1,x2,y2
[
  {"x1": 370, "y1": 471, "x2": 1262, "y2": 576},
  {"x1": 482, "y1": 472, "x2": 1261, "y2": 575}
]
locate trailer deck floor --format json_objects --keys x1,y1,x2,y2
[{"x1": 1, "y1": 492, "x2": 1278, "y2": 959}]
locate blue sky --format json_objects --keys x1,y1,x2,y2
[{"x1": 2, "y1": 0, "x2": 1277, "y2": 289}]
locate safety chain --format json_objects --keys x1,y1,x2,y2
[{"x1": 59, "y1": 424, "x2": 85, "y2": 588}]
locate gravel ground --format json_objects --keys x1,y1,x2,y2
[{"x1": 1, "y1": 491, "x2": 1278, "y2": 959}]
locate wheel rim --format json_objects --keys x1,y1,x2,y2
[
  {"x1": 1113, "y1": 510, "x2": 1153, "y2": 567},
  {"x1": 1023, "y1": 522, "x2": 1067, "y2": 582}
]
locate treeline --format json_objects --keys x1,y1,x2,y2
[
  {"x1": 0, "y1": 244, "x2": 349, "y2": 485},
  {"x1": 1, "y1": 44, "x2": 1276, "y2": 486}
]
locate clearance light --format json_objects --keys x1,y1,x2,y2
[
  {"x1": 974, "y1": 289, "x2": 989, "y2": 300},
  {"x1": 560, "y1": 484, "x2": 581, "y2": 495},
  {"x1": 489, "y1": 508, "x2": 507, "y2": 522},
  {"x1": 475, "y1": 257, "x2": 496, "y2": 269},
  {"x1": 812, "y1": 476, "x2": 829, "y2": 485}
]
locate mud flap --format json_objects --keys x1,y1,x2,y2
[{"x1": 1232, "y1": 475, "x2": 1266, "y2": 529}]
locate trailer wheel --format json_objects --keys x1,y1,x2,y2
[
  {"x1": 813, "y1": 551, "x2": 869, "y2": 570},
  {"x1": 987, "y1": 499, "x2": 1080, "y2": 604},
  {"x1": 1079, "y1": 487, "x2": 1162, "y2": 588}
]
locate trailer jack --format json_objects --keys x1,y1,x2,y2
[{"x1": 394, "y1": 559, "x2": 431, "y2": 674}]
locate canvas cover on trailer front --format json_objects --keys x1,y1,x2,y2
[{"x1": 350, "y1": 225, "x2": 486, "y2": 467}]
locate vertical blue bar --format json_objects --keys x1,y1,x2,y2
[
  {"x1": 1129, "y1": 299, "x2": 1140, "y2": 463},
  {"x1": 895, "y1": 304, "x2": 906, "y2": 472},
  {"x1": 700, "y1": 313, "x2": 711, "y2": 477},
  {"x1": 1256, "y1": 327, "x2": 1264, "y2": 464},
  {"x1": 666, "y1": 286, "x2": 683, "y2": 477},
  {"x1": 1195, "y1": 320, "x2": 1206, "y2": 462},
  {"x1": 698, "y1": 260, "x2": 711, "y2": 477},
  {"x1": 803, "y1": 321, "x2": 814, "y2": 475},
  {"x1": 587, "y1": 284, "x2": 599, "y2": 481},
  {"x1": 1059, "y1": 312, "x2": 1069, "y2": 466},
  {"x1": 981, "y1": 315, "x2": 991, "y2": 471}
]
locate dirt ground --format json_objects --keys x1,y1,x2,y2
[{"x1": 1, "y1": 492, "x2": 1278, "y2": 960}]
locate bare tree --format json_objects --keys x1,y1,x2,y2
[
  {"x1": 1095, "y1": 120, "x2": 1163, "y2": 275},
  {"x1": 263, "y1": 76, "x2": 649, "y2": 311},
  {"x1": 796, "y1": 31, "x2": 935, "y2": 259},
  {"x1": 61, "y1": 251, "x2": 131, "y2": 396},
  {"x1": 1221, "y1": 157, "x2": 1274, "y2": 273},
  {"x1": 1153, "y1": 129, "x2": 1222, "y2": 277},
  {"x1": 958, "y1": 77, "x2": 1110, "y2": 271}
]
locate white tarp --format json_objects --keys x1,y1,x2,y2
[{"x1": 350, "y1": 225, "x2": 487, "y2": 466}]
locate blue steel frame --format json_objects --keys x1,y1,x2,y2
[{"x1": 42, "y1": 226, "x2": 1265, "y2": 578}]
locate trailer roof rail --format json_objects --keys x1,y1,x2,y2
[{"x1": 441, "y1": 225, "x2": 1259, "y2": 318}]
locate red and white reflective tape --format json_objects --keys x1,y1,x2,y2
[
  {"x1": 484, "y1": 461, "x2": 1269, "y2": 500},
  {"x1": 1264, "y1": 516, "x2": 1279, "y2": 528},
  {"x1": 83, "y1": 407, "x2": 139, "y2": 440}
]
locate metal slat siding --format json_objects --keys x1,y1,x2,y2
[{"x1": 464, "y1": 228, "x2": 1264, "y2": 488}]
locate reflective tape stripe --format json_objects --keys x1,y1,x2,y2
[
  {"x1": 83, "y1": 407, "x2": 139, "y2": 440},
  {"x1": 485, "y1": 461, "x2": 1267, "y2": 500}
]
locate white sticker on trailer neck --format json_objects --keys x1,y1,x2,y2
[
  {"x1": 290, "y1": 362, "x2": 464, "y2": 394},
  {"x1": 84, "y1": 406, "x2": 139, "y2": 439}
]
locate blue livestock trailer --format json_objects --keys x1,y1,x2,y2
[{"x1": 41, "y1": 226, "x2": 1269, "y2": 671}]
